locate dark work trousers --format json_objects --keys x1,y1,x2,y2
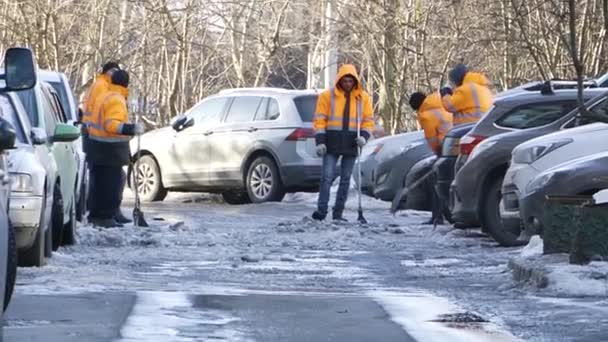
[
  {"x1": 88, "y1": 164, "x2": 124, "y2": 220},
  {"x1": 425, "y1": 166, "x2": 443, "y2": 223}
]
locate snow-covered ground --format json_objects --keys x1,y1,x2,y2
[{"x1": 12, "y1": 187, "x2": 608, "y2": 341}]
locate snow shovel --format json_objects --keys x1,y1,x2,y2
[
  {"x1": 390, "y1": 170, "x2": 434, "y2": 215},
  {"x1": 132, "y1": 114, "x2": 149, "y2": 227},
  {"x1": 356, "y1": 107, "x2": 367, "y2": 224}
]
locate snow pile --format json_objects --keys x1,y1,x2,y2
[
  {"x1": 519, "y1": 236, "x2": 543, "y2": 258},
  {"x1": 511, "y1": 238, "x2": 608, "y2": 297},
  {"x1": 546, "y1": 262, "x2": 608, "y2": 297},
  {"x1": 76, "y1": 221, "x2": 192, "y2": 248}
]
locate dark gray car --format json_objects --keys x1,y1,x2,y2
[
  {"x1": 520, "y1": 150, "x2": 608, "y2": 238},
  {"x1": 450, "y1": 88, "x2": 607, "y2": 242}
]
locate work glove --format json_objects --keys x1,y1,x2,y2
[
  {"x1": 134, "y1": 123, "x2": 145, "y2": 135},
  {"x1": 355, "y1": 136, "x2": 367, "y2": 147},
  {"x1": 440, "y1": 87, "x2": 453, "y2": 97},
  {"x1": 316, "y1": 144, "x2": 327, "y2": 157}
]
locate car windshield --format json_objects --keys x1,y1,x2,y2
[
  {"x1": 0, "y1": 95, "x2": 26, "y2": 143},
  {"x1": 293, "y1": 95, "x2": 317, "y2": 122},
  {"x1": 49, "y1": 81, "x2": 74, "y2": 121},
  {"x1": 16, "y1": 87, "x2": 38, "y2": 126}
]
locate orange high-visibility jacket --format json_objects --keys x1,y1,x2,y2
[
  {"x1": 313, "y1": 64, "x2": 374, "y2": 155},
  {"x1": 442, "y1": 72, "x2": 493, "y2": 126},
  {"x1": 81, "y1": 73, "x2": 111, "y2": 118},
  {"x1": 87, "y1": 85, "x2": 131, "y2": 143},
  {"x1": 417, "y1": 92, "x2": 453, "y2": 155}
]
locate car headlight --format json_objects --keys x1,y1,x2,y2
[
  {"x1": 513, "y1": 139, "x2": 573, "y2": 164},
  {"x1": 468, "y1": 140, "x2": 497, "y2": 161},
  {"x1": 10, "y1": 173, "x2": 33, "y2": 193},
  {"x1": 525, "y1": 172, "x2": 555, "y2": 194}
]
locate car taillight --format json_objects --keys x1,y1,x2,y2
[
  {"x1": 286, "y1": 128, "x2": 315, "y2": 141},
  {"x1": 459, "y1": 135, "x2": 486, "y2": 155}
]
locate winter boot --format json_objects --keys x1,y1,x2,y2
[
  {"x1": 332, "y1": 210, "x2": 347, "y2": 222},
  {"x1": 115, "y1": 210, "x2": 133, "y2": 224},
  {"x1": 312, "y1": 210, "x2": 327, "y2": 221}
]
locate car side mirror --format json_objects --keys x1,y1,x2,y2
[
  {"x1": 52, "y1": 123, "x2": 80, "y2": 143},
  {"x1": 31, "y1": 127, "x2": 47, "y2": 145},
  {"x1": 3, "y1": 47, "x2": 37, "y2": 91},
  {"x1": 171, "y1": 116, "x2": 194, "y2": 132},
  {"x1": 0, "y1": 118, "x2": 16, "y2": 151}
]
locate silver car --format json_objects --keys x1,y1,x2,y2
[{"x1": 132, "y1": 88, "x2": 327, "y2": 204}]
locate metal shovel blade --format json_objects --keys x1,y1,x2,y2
[{"x1": 390, "y1": 187, "x2": 410, "y2": 215}]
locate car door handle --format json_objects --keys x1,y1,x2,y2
[
  {"x1": 248, "y1": 127, "x2": 258, "y2": 133},
  {"x1": 203, "y1": 131, "x2": 214, "y2": 136}
]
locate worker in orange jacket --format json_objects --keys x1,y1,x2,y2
[
  {"x1": 441, "y1": 64, "x2": 493, "y2": 125},
  {"x1": 82, "y1": 61, "x2": 120, "y2": 123},
  {"x1": 87, "y1": 70, "x2": 144, "y2": 227},
  {"x1": 312, "y1": 64, "x2": 375, "y2": 221},
  {"x1": 409, "y1": 91, "x2": 453, "y2": 155}
]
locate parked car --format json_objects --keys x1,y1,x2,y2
[
  {"x1": 132, "y1": 88, "x2": 327, "y2": 203},
  {"x1": 0, "y1": 47, "x2": 39, "y2": 311},
  {"x1": 433, "y1": 123, "x2": 475, "y2": 206},
  {"x1": 15, "y1": 80, "x2": 80, "y2": 254},
  {"x1": 502, "y1": 97, "x2": 608, "y2": 243},
  {"x1": 39, "y1": 70, "x2": 88, "y2": 222},
  {"x1": 450, "y1": 88, "x2": 606, "y2": 244},
  {"x1": 520, "y1": 151, "x2": 608, "y2": 237},
  {"x1": 353, "y1": 130, "x2": 429, "y2": 200},
  {"x1": 0, "y1": 117, "x2": 17, "y2": 312}
]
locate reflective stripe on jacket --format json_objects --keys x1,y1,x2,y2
[
  {"x1": 313, "y1": 64, "x2": 374, "y2": 155},
  {"x1": 87, "y1": 85, "x2": 130, "y2": 143},
  {"x1": 442, "y1": 72, "x2": 493, "y2": 125},
  {"x1": 417, "y1": 92, "x2": 453, "y2": 154}
]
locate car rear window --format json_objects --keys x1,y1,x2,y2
[
  {"x1": 293, "y1": 95, "x2": 317, "y2": 122},
  {"x1": 494, "y1": 100, "x2": 577, "y2": 129}
]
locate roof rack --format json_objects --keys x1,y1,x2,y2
[
  {"x1": 218, "y1": 87, "x2": 318, "y2": 95},
  {"x1": 523, "y1": 79, "x2": 597, "y2": 93}
]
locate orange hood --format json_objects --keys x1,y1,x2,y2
[
  {"x1": 463, "y1": 72, "x2": 490, "y2": 86},
  {"x1": 108, "y1": 84, "x2": 129, "y2": 99},
  {"x1": 335, "y1": 64, "x2": 362, "y2": 94},
  {"x1": 419, "y1": 92, "x2": 444, "y2": 112}
]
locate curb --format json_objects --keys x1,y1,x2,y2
[{"x1": 507, "y1": 257, "x2": 549, "y2": 289}]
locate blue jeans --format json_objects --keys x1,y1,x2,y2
[{"x1": 317, "y1": 153, "x2": 357, "y2": 215}]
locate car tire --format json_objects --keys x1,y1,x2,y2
[
  {"x1": 51, "y1": 183, "x2": 64, "y2": 252},
  {"x1": 19, "y1": 195, "x2": 47, "y2": 267},
  {"x1": 246, "y1": 156, "x2": 285, "y2": 203},
  {"x1": 4, "y1": 220, "x2": 17, "y2": 312},
  {"x1": 481, "y1": 176, "x2": 526, "y2": 247},
  {"x1": 221, "y1": 191, "x2": 251, "y2": 205},
  {"x1": 62, "y1": 195, "x2": 76, "y2": 246},
  {"x1": 134, "y1": 155, "x2": 168, "y2": 202}
]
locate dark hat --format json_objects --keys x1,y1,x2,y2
[
  {"x1": 111, "y1": 70, "x2": 129, "y2": 88},
  {"x1": 449, "y1": 63, "x2": 468, "y2": 86},
  {"x1": 102, "y1": 61, "x2": 120, "y2": 74},
  {"x1": 409, "y1": 92, "x2": 427, "y2": 111}
]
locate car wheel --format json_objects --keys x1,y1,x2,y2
[
  {"x1": 51, "y1": 183, "x2": 64, "y2": 252},
  {"x1": 221, "y1": 191, "x2": 251, "y2": 205},
  {"x1": 134, "y1": 155, "x2": 168, "y2": 202},
  {"x1": 246, "y1": 156, "x2": 285, "y2": 203},
  {"x1": 4, "y1": 220, "x2": 17, "y2": 312},
  {"x1": 62, "y1": 196, "x2": 76, "y2": 246},
  {"x1": 19, "y1": 195, "x2": 47, "y2": 267},
  {"x1": 481, "y1": 176, "x2": 526, "y2": 247}
]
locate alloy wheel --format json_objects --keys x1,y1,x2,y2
[
  {"x1": 136, "y1": 163, "x2": 156, "y2": 197},
  {"x1": 250, "y1": 164, "x2": 273, "y2": 199}
]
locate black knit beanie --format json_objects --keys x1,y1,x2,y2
[
  {"x1": 409, "y1": 92, "x2": 427, "y2": 111},
  {"x1": 111, "y1": 70, "x2": 129, "y2": 88}
]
